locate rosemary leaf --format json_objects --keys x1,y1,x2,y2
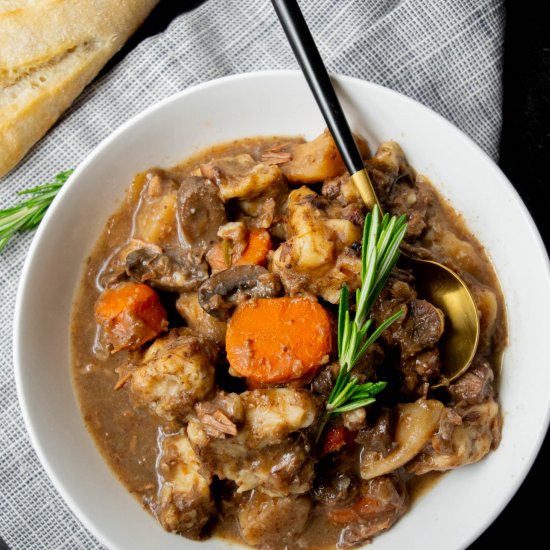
[
  {"x1": 0, "y1": 169, "x2": 73, "y2": 253},
  {"x1": 318, "y1": 205, "x2": 407, "y2": 442}
]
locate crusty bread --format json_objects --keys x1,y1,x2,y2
[{"x1": 0, "y1": 0, "x2": 160, "y2": 177}]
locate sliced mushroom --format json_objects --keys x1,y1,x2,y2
[
  {"x1": 125, "y1": 246, "x2": 208, "y2": 293},
  {"x1": 177, "y1": 176, "x2": 227, "y2": 253},
  {"x1": 360, "y1": 398, "x2": 444, "y2": 480},
  {"x1": 198, "y1": 265, "x2": 281, "y2": 320}
]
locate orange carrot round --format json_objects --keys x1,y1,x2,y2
[
  {"x1": 95, "y1": 282, "x2": 168, "y2": 352},
  {"x1": 226, "y1": 296, "x2": 332, "y2": 384}
]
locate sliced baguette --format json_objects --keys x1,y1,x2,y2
[{"x1": 0, "y1": 0, "x2": 160, "y2": 177}]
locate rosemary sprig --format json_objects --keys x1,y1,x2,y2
[
  {"x1": 318, "y1": 205, "x2": 408, "y2": 439},
  {"x1": 0, "y1": 169, "x2": 73, "y2": 253}
]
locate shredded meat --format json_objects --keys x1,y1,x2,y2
[{"x1": 187, "y1": 388, "x2": 318, "y2": 496}]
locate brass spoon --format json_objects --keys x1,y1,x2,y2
[{"x1": 272, "y1": 0, "x2": 479, "y2": 385}]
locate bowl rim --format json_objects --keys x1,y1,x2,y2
[{"x1": 13, "y1": 69, "x2": 550, "y2": 550}]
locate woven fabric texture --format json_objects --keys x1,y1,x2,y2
[{"x1": 0, "y1": 0, "x2": 504, "y2": 548}]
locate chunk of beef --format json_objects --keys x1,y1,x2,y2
[
  {"x1": 219, "y1": 156, "x2": 289, "y2": 229},
  {"x1": 366, "y1": 141, "x2": 413, "y2": 201},
  {"x1": 430, "y1": 407, "x2": 463, "y2": 454},
  {"x1": 373, "y1": 279, "x2": 444, "y2": 359},
  {"x1": 356, "y1": 408, "x2": 394, "y2": 456},
  {"x1": 448, "y1": 357, "x2": 495, "y2": 405},
  {"x1": 310, "y1": 363, "x2": 337, "y2": 397},
  {"x1": 313, "y1": 460, "x2": 359, "y2": 508},
  {"x1": 194, "y1": 391, "x2": 244, "y2": 438},
  {"x1": 125, "y1": 328, "x2": 217, "y2": 421},
  {"x1": 327, "y1": 476, "x2": 408, "y2": 548},
  {"x1": 322, "y1": 173, "x2": 363, "y2": 206},
  {"x1": 365, "y1": 141, "x2": 436, "y2": 240},
  {"x1": 400, "y1": 348, "x2": 441, "y2": 397},
  {"x1": 387, "y1": 174, "x2": 433, "y2": 239},
  {"x1": 394, "y1": 299, "x2": 445, "y2": 358},
  {"x1": 157, "y1": 430, "x2": 214, "y2": 539}
]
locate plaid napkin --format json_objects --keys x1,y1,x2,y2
[{"x1": 0, "y1": 0, "x2": 504, "y2": 548}]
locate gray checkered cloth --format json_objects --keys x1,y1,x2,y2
[{"x1": 0, "y1": 0, "x2": 504, "y2": 548}]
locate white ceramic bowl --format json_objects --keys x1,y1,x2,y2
[{"x1": 14, "y1": 71, "x2": 550, "y2": 550}]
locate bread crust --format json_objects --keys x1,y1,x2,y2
[{"x1": 0, "y1": 0, "x2": 160, "y2": 177}]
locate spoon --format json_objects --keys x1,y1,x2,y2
[{"x1": 271, "y1": 0, "x2": 479, "y2": 386}]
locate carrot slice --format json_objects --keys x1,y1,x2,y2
[
  {"x1": 226, "y1": 296, "x2": 332, "y2": 384},
  {"x1": 320, "y1": 426, "x2": 357, "y2": 456},
  {"x1": 95, "y1": 282, "x2": 168, "y2": 352},
  {"x1": 207, "y1": 228, "x2": 273, "y2": 272},
  {"x1": 235, "y1": 229, "x2": 272, "y2": 266}
]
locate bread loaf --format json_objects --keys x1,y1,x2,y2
[{"x1": 0, "y1": 0, "x2": 160, "y2": 177}]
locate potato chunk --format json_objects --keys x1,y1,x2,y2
[
  {"x1": 238, "y1": 492, "x2": 312, "y2": 547},
  {"x1": 200, "y1": 154, "x2": 284, "y2": 201},
  {"x1": 282, "y1": 129, "x2": 346, "y2": 183},
  {"x1": 360, "y1": 398, "x2": 444, "y2": 480},
  {"x1": 133, "y1": 171, "x2": 179, "y2": 246},
  {"x1": 175, "y1": 292, "x2": 227, "y2": 346},
  {"x1": 271, "y1": 186, "x2": 362, "y2": 302},
  {"x1": 127, "y1": 328, "x2": 217, "y2": 420}
]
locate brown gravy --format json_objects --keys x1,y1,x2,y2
[{"x1": 71, "y1": 135, "x2": 506, "y2": 549}]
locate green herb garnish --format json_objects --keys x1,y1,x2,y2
[
  {"x1": 0, "y1": 169, "x2": 73, "y2": 253},
  {"x1": 318, "y1": 205, "x2": 408, "y2": 439}
]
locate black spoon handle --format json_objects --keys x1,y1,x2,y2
[
  {"x1": 271, "y1": 0, "x2": 363, "y2": 174},
  {"x1": 271, "y1": 0, "x2": 377, "y2": 208}
]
